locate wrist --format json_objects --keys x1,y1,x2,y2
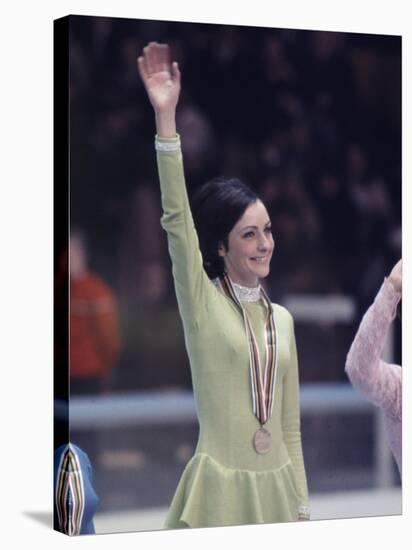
[
  {"x1": 155, "y1": 110, "x2": 177, "y2": 138},
  {"x1": 155, "y1": 134, "x2": 181, "y2": 152}
]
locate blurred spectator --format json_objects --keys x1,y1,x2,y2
[
  {"x1": 118, "y1": 258, "x2": 192, "y2": 390},
  {"x1": 70, "y1": 229, "x2": 121, "y2": 394},
  {"x1": 177, "y1": 99, "x2": 216, "y2": 186},
  {"x1": 344, "y1": 144, "x2": 395, "y2": 304},
  {"x1": 116, "y1": 183, "x2": 167, "y2": 309},
  {"x1": 267, "y1": 199, "x2": 325, "y2": 299},
  {"x1": 312, "y1": 171, "x2": 360, "y2": 293}
]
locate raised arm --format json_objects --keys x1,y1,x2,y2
[
  {"x1": 345, "y1": 259, "x2": 402, "y2": 420},
  {"x1": 137, "y1": 43, "x2": 213, "y2": 327}
]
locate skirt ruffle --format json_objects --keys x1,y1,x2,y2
[{"x1": 164, "y1": 452, "x2": 301, "y2": 529}]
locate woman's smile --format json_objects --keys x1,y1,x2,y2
[
  {"x1": 219, "y1": 200, "x2": 274, "y2": 287},
  {"x1": 250, "y1": 255, "x2": 270, "y2": 263}
]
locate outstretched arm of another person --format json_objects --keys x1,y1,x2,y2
[
  {"x1": 137, "y1": 43, "x2": 213, "y2": 327},
  {"x1": 345, "y1": 259, "x2": 402, "y2": 420}
]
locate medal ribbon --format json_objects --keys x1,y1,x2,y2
[{"x1": 218, "y1": 273, "x2": 278, "y2": 425}]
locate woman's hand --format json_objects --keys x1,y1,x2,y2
[
  {"x1": 137, "y1": 42, "x2": 181, "y2": 137},
  {"x1": 388, "y1": 259, "x2": 402, "y2": 294}
]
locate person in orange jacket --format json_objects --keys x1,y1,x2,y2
[{"x1": 69, "y1": 229, "x2": 121, "y2": 394}]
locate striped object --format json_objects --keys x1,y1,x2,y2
[
  {"x1": 55, "y1": 444, "x2": 85, "y2": 536},
  {"x1": 217, "y1": 273, "x2": 278, "y2": 425}
]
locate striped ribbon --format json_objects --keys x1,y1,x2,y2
[
  {"x1": 55, "y1": 444, "x2": 85, "y2": 536},
  {"x1": 218, "y1": 272, "x2": 278, "y2": 425}
]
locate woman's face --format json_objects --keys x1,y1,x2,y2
[{"x1": 218, "y1": 200, "x2": 274, "y2": 287}]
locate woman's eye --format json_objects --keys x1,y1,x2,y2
[
  {"x1": 243, "y1": 231, "x2": 254, "y2": 238},
  {"x1": 265, "y1": 227, "x2": 272, "y2": 233}
]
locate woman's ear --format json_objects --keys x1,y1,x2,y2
[{"x1": 217, "y1": 241, "x2": 226, "y2": 258}]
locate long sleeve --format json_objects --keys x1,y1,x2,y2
[
  {"x1": 345, "y1": 278, "x2": 402, "y2": 421},
  {"x1": 281, "y1": 311, "x2": 310, "y2": 519},
  {"x1": 155, "y1": 135, "x2": 214, "y2": 328}
]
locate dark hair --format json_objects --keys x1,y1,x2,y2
[{"x1": 190, "y1": 177, "x2": 259, "y2": 279}]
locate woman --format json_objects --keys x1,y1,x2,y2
[
  {"x1": 345, "y1": 259, "x2": 402, "y2": 475},
  {"x1": 137, "y1": 42, "x2": 309, "y2": 528}
]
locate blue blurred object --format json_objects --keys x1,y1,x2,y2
[{"x1": 54, "y1": 443, "x2": 99, "y2": 536}]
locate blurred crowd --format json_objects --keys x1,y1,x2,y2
[{"x1": 66, "y1": 16, "x2": 401, "y2": 391}]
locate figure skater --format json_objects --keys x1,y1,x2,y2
[{"x1": 137, "y1": 41, "x2": 310, "y2": 528}]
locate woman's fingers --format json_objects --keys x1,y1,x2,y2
[
  {"x1": 140, "y1": 42, "x2": 172, "y2": 77},
  {"x1": 151, "y1": 43, "x2": 171, "y2": 73},
  {"x1": 158, "y1": 44, "x2": 170, "y2": 72},
  {"x1": 151, "y1": 42, "x2": 161, "y2": 73},
  {"x1": 171, "y1": 61, "x2": 181, "y2": 85},
  {"x1": 143, "y1": 42, "x2": 157, "y2": 75},
  {"x1": 150, "y1": 41, "x2": 167, "y2": 73}
]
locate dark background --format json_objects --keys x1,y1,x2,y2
[{"x1": 68, "y1": 16, "x2": 401, "y2": 390}]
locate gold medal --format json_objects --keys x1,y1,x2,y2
[{"x1": 253, "y1": 427, "x2": 272, "y2": 454}]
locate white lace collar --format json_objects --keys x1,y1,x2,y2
[
  {"x1": 212, "y1": 276, "x2": 261, "y2": 303},
  {"x1": 232, "y1": 281, "x2": 262, "y2": 303}
]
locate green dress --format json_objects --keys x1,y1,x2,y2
[{"x1": 156, "y1": 136, "x2": 310, "y2": 529}]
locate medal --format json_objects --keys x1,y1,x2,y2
[
  {"x1": 253, "y1": 427, "x2": 272, "y2": 454},
  {"x1": 217, "y1": 273, "x2": 279, "y2": 454}
]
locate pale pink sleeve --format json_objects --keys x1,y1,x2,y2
[{"x1": 345, "y1": 278, "x2": 402, "y2": 421}]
